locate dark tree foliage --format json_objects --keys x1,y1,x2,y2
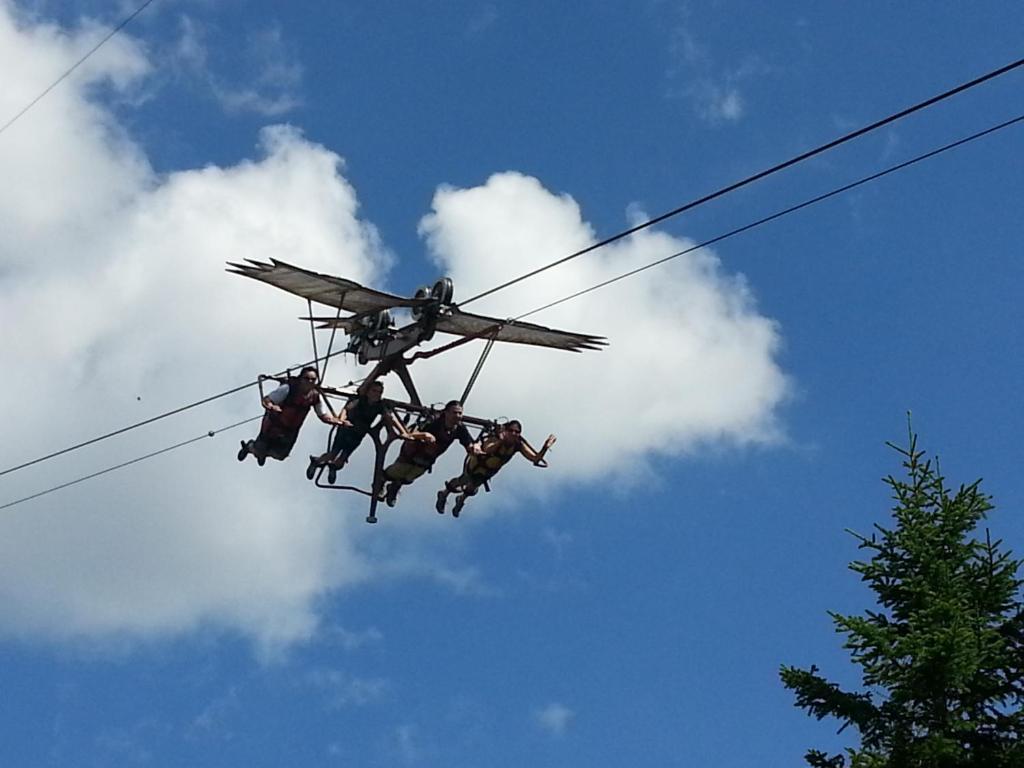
[{"x1": 780, "y1": 433, "x2": 1024, "y2": 767}]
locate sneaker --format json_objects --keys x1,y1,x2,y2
[
  {"x1": 237, "y1": 441, "x2": 249, "y2": 462},
  {"x1": 385, "y1": 489, "x2": 398, "y2": 508},
  {"x1": 452, "y1": 495, "x2": 465, "y2": 518},
  {"x1": 435, "y1": 491, "x2": 448, "y2": 514},
  {"x1": 305, "y1": 456, "x2": 319, "y2": 480},
  {"x1": 327, "y1": 465, "x2": 338, "y2": 484},
  {"x1": 256, "y1": 454, "x2": 266, "y2": 467}
]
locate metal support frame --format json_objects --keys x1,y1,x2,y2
[
  {"x1": 460, "y1": 325, "x2": 502, "y2": 406},
  {"x1": 306, "y1": 299, "x2": 321, "y2": 378},
  {"x1": 312, "y1": 422, "x2": 392, "y2": 524},
  {"x1": 293, "y1": 312, "x2": 510, "y2": 524},
  {"x1": 318, "y1": 295, "x2": 346, "y2": 384},
  {"x1": 360, "y1": 358, "x2": 421, "y2": 406},
  {"x1": 407, "y1": 321, "x2": 503, "y2": 364},
  {"x1": 306, "y1": 393, "x2": 499, "y2": 524},
  {"x1": 318, "y1": 393, "x2": 498, "y2": 519},
  {"x1": 319, "y1": 388, "x2": 497, "y2": 432}
]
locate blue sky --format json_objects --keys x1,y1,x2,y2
[{"x1": 1, "y1": 1, "x2": 1023, "y2": 766}]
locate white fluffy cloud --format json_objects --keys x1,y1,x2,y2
[
  {"x1": 0, "y1": 4, "x2": 788, "y2": 650},
  {"x1": 414, "y1": 172, "x2": 788, "y2": 485},
  {"x1": 0, "y1": 4, "x2": 375, "y2": 653}
]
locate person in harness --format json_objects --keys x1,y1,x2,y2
[
  {"x1": 435, "y1": 420, "x2": 556, "y2": 517},
  {"x1": 238, "y1": 366, "x2": 343, "y2": 466},
  {"x1": 305, "y1": 376, "x2": 418, "y2": 484},
  {"x1": 379, "y1": 400, "x2": 482, "y2": 507}
]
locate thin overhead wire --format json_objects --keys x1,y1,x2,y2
[
  {"x1": 2, "y1": 64, "x2": 1021, "y2": 488},
  {"x1": 4, "y1": 112, "x2": 1019, "y2": 512},
  {"x1": 4, "y1": 113, "x2": 1020, "y2": 488},
  {"x1": 0, "y1": 348, "x2": 358, "y2": 479},
  {"x1": 0, "y1": 415, "x2": 261, "y2": 512},
  {"x1": 0, "y1": 0, "x2": 159, "y2": 137},
  {"x1": 459, "y1": 56, "x2": 1024, "y2": 309},
  {"x1": 515, "y1": 113, "x2": 1024, "y2": 322}
]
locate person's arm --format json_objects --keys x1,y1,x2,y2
[
  {"x1": 262, "y1": 384, "x2": 289, "y2": 413},
  {"x1": 387, "y1": 410, "x2": 427, "y2": 440},
  {"x1": 314, "y1": 396, "x2": 344, "y2": 425},
  {"x1": 460, "y1": 426, "x2": 486, "y2": 455},
  {"x1": 520, "y1": 434, "x2": 556, "y2": 466},
  {"x1": 405, "y1": 429, "x2": 436, "y2": 443},
  {"x1": 387, "y1": 411, "x2": 407, "y2": 437},
  {"x1": 478, "y1": 436, "x2": 501, "y2": 453},
  {"x1": 401, "y1": 416, "x2": 438, "y2": 444},
  {"x1": 333, "y1": 398, "x2": 356, "y2": 427}
]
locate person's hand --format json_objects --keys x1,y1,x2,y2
[
  {"x1": 265, "y1": 403, "x2": 283, "y2": 413},
  {"x1": 543, "y1": 434, "x2": 557, "y2": 450},
  {"x1": 417, "y1": 433, "x2": 436, "y2": 444}
]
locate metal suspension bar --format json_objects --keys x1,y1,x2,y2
[
  {"x1": 406, "y1": 323, "x2": 502, "y2": 363},
  {"x1": 307, "y1": 299, "x2": 321, "y2": 378},
  {"x1": 310, "y1": 420, "x2": 400, "y2": 525},
  {"x1": 365, "y1": 426, "x2": 391, "y2": 524},
  {"x1": 460, "y1": 325, "x2": 502, "y2": 406},
  {"x1": 304, "y1": 298, "x2": 339, "y2": 422},
  {"x1": 392, "y1": 363, "x2": 421, "y2": 406},
  {"x1": 318, "y1": 388, "x2": 497, "y2": 431},
  {"x1": 318, "y1": 294, "x2": 346, "y2": 383},
  {"x1": 315, "y1": 296, "x2": 348, "y2": 418}
]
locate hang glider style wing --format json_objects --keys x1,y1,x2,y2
[
  {"x1": 435, "y1": 309, "x2": 606, "y2": 352},
  {"x1": 227, "y1": 259, "x2": 423, "y2": 313}
]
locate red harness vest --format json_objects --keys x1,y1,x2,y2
[{"x1": 269, "y1": 379, "x2": 319, "y2": 432}]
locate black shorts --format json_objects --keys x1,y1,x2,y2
[
  {"x1": 330, "y1": 427, "x2": 367, "y2": 457},
  {"x1": 254, "y1": 431, "x2": 298, "y2": 460}
]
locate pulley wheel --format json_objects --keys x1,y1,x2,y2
[
  {"x1": 411, "y1": 285, "x2": 431, "y2": 319},
  {"x1": 431, "y1": 277, "x2": 454, "y2": 305}
]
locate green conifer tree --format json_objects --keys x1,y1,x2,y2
[{"x1": 780, "y1": 432, "x2": 1024, "y2": 767}]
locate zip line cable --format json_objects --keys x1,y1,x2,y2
[
  {"x1": 4, "y1": 112, "x2": 1019, "y2": 512},
  {"x1": 3, "y1": 9, "x2": 1014, "y2": 507},
  {"x1": 0, "y1": 348, "x2": 359, "y2": 479},
  {"x1": 458, "y1": 56, "x2": 1024, "y2": 309},
  {"x1": 0, "y1": 0, "x2": 159, "y2": 137},
  {"x1": 0, "y1": 415, "x2": 262, "y2": 512},
  {"x1": 3, "y1": 112, "x2": 1021, "y2": 484},
  {"x1": 2, "y1": 58, "x2": 1019, "y2": 478},
  {"x1": 515, "y1": 114, "x2": 1024, "y2": 322}
]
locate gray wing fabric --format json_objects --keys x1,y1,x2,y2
[
  {"x1": 227, "y1": 258, "x2": 421, "y2": 312},
  {"x1": 435, "y1": 309, "x2": 606, "y2": 352}
]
